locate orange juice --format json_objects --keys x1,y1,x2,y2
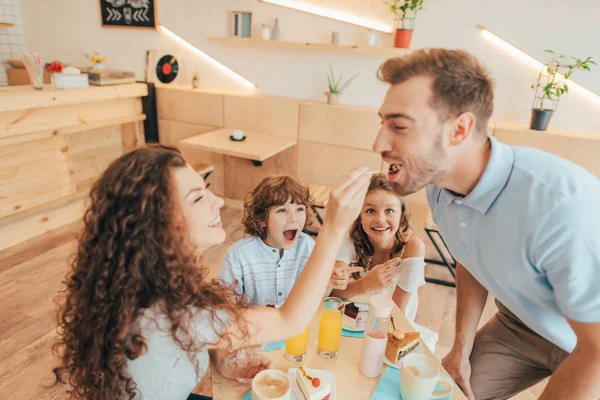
[
  {"x1": 317, "y1": 298, "x2": 344, "y2": 359},
  {"x1": 285, "y1": 325, "x2": 309, "y2": 362}
]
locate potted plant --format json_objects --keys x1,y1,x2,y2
[
  {"x1": 192, "y1": 69, "x2": 201, "y2": 89},
  {"x1": 530, "y1": 50, "x2": 595, "y2": 131},
  {"x1": 385, "y1": 0, "x2": 425, "y2": 48},
  {"x1": 325, "y1": 63, "x2": 359, "y2": 105}
]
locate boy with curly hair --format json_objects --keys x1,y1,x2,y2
[{"x1": 219, "y1": 175, "x2": 349, "y2": 306}]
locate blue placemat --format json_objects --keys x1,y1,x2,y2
[
  {"x1": 241, "y1": 390, "x2": 251, "y2": 400},
  {"x1": 370, "y1": 366, "x2": 452, "y2": 400},
  {"x1": 342, "y1": 328, "x2": 364, "y2": 338},
  {"x1": 260, "y1": 340, "x2": 286, "y2": 352}
]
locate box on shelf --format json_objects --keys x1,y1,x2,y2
[
  {"x1": 7, "y1": 67, "x2": 51, "y2": 86},
  {"x1": 83, "y1": 69, "x2": 136, "y2": 86}
]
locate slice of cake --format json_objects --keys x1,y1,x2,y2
[
  {"x1": 296, "y1": 366, "x2": 331, "y2": 400},
  {"x1": 385, "y1": 329, "x2": 420, "y2": 364}
]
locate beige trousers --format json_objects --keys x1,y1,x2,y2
[{"x1": 470, "y1": 300, "x2": 569, "y2": 400}]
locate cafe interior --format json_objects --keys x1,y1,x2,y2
[{"x1": 0, "y1": 0, "x2": 598, "y2": 399}]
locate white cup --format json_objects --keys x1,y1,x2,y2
[
  {"x1": 400, "y1": 353, "x2": 453, "y2": 400},
  {"x1": 232, "y1": 129, "x2": 245, "y2": 140},
  {"x1": 251, "y1": 369, "x2": 292, "y2": 400}
]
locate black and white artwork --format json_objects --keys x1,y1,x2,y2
[{"x1": 100, "y1": 0, "x2": 156, "y2": 29}]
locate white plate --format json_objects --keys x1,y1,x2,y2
[
  {"x1": 383, "y1": 342, "x2": 424, "y2": 370},
  {"x1": 342, "y1": 302, "x2": 369, "y2": 332},
  {"x1": 287, "y1": 368, "x2": 336, "y2": 400}
]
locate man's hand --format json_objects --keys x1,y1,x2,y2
[
  {"x1": 214, "y1": 345, "x2": 273, "y2": 384},
  {"x1": 442, "y1": 348, "x2": 475, "y2": 400},
  {"x1": 328, "y1": 264, "x2": 363, "y2": 290}
]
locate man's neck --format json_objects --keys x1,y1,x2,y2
[{"x1": 439, "y1": 137, "x2": 492, "y2": 196}]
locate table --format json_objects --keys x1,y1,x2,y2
[
  {"x1": 180, "y1": 128, "x2": 297, "y2": 167},
  {"x1": 211, "y1": 298, "x2": 467, "y2": 399}
]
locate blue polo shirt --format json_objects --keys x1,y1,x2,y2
[{"x1": 427, "y1": 136, "x2": 600, "y2": 352}]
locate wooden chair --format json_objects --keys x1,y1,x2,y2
[
  {"x1": 191, "y1": 163, "x2": 215, "y2": 181},
  {"x1": 304, "y1": 184, "x2": 331, "y2": 237}
]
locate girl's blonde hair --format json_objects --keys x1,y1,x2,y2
[{"x1": 350, "y1": 173, "x2": 412, "y2": 270}]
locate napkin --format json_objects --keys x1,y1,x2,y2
[{"x1": 260, "y1": 340, "x2": 285, "y2": 352}]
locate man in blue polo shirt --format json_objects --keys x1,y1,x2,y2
[{"x1": 373, "y1": 48, "x2": 600, "y2": 400}]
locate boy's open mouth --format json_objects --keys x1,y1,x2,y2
[{"x1": 283, "y1": 229, "x2": 298, "y2": 242}]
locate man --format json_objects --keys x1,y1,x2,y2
[{"x1": 373, "y1": 48, "x2": 600, "y2": 400}]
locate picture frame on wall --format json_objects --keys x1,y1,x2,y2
[
  {"x1": 231, "y1": 11, "x2": 252, "y2": 38},
  {"x1": 100, "y1": 0, "x2": 157, "y2": 29}
]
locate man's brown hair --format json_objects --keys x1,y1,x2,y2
[
  {"x1": 378, "y1": 48, "x2": 494, "y2": 136},
  {"x1": 242, "y1": 175, "x2": 314, "y2": 239}
]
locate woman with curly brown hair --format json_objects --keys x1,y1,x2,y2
[{"x1": 52, "y1": 144, "x2": 371, "y2": 400}]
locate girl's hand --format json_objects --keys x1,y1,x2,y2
[
  {"x1": 213, "y1": 345, "x2": 273, "y2": 384},
  {"x1": 361, "y1": 258, "x2": 402, "y2": 291},
  {"x1": 329, "y1": 264, "x2": 364, "y2": 290}
]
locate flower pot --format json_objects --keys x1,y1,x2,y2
[
  {"x1": 192, "y1": 79, "x2": 201, "y2": 89},
  {"x1": 394, "y1": 29, "x2": 413, "y2": 48},
  {"x1": 530, "y1": 109, "x2": 554, "y2": 131},
  {"x1": 325, "y1": 92, "x2": 339, "y2": 105}
]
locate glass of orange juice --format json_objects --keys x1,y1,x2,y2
[
  {"x1": 285, "y1": 325, "x2": 309, "y2": 362},
  {"x1": 317, "y1": 297, "x2": 344, "y2": 359}
]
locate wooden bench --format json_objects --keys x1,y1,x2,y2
[{"x1": 305, "y1": 184, "x2": 331, "y2": 236}]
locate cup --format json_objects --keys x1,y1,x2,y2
[
  {"x1": 251, "y1": 369, "x2": 292, "y2": 400},
  {"x1": 317, "y1": 297, "x2": 344, "y2": 359},
  {"x1": 232, "y1": 129, "x2": 245, "y2": 140},
  {"x1": 400, "y1": 353, "x2": 453, "y2": 400},
  {"x1": 285, "y1": 325, "x2": 309, "y2": 362}
]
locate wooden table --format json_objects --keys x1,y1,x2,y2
[
  {"x1": 180, "y1": 128, "x2": 297, "y2": 167},
  {"x1": 211, "y1": 298, "x2": 467, "y2": 399}
]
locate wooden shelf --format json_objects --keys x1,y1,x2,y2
[
  {"x1": 0, "y1": 22, "x2": 14, "y2": 28},
  {"x1": 208, "y1": 37, "x2": 411, "y2": 56}
]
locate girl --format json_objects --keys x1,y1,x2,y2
[
  {"x1": 52, "y1": 144, "x2": 371, "y2": 399},
  {"x1": 331, "y1": 173, "x2": 438, "y2": 351}
]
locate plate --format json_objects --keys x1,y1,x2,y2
[
  {"x1": 342, "y1": 301, "x2": 369, "y2": 332},
  {"x1": 287, "y1": 368, "x2": 336, "y2": 400},
  {"x1": 383, "y1": 342, "x2": 424, "y2": 370}
]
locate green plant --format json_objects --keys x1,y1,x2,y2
[
  {"x1": 327, "y1": 63, "x2": 359, "y2": 94},
  {"x1": 385, "y1": 0, "x2": 425, "y2": 20},
  {"x1": 532, "y1": 50, "x2": 596, "y2": 110}
]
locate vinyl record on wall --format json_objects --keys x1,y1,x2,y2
[{"x1": 155, "y1": 54, "x2": 179, "y2": 84}]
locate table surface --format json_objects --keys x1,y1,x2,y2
[
  {"x1": 180, "y1": 128, "x2": 297, "y2": 162},
  {"x1": 211, "y1": 297, "x2": 467, "y2": 400}
]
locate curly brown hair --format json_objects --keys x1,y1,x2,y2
[
  {"x1": 52, "y1": 144, "x2": 248, "y2": 399},
  {"x1": 350, "y1": 173, "x2": 412, "y2": 271},
  {"x1": 242, "y1": 175, "x2": 314, "y2": 239},
  {"x1": 378, "y1": 49, "x2": 494, "y2": 137}
]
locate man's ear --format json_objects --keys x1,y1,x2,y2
[{"x1": 449, "y1": 112, "x2": 476, "y2": 145}]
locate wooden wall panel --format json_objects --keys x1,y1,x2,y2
[
  {"x1": 299, "y1": 102, "x2": 379, "y2": 150},
  {"x1": 156, "y1": 87, "x2": 224, "y2": 126},
  {"x1": 224, "y1": 146, "x2": 297, "y2": 201},
  {"x1": 224, "y1": 95, "x2": 299, "y2": 139},
  {"x1": 158, "y1": 119, "x2": 225, "y2": 196},
  {"x1": 494, "y1": 123, "x2": 600, "y2": 177},
  {"x1": 0, "y1": 136, "x2": 75, "y2": 218},
  {"x1": 121, "y1": 120, "x2": 145, "y2": 152},
  {"x1": 0, "y1": 98, "x2": 142, "y2": 139},
  {"x1": 296, "y1": 141, "x2": 382, "y2": 187},
  {"x1": 66, "y1": 125, "x2": 124, "y2": 192},
  {"x1": 0, "y1": 197, "x2": 85, "y2": 251}
]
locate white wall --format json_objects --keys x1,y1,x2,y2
[{"x1": 21, "y1": 0, "x2": 600, "y2": 133}]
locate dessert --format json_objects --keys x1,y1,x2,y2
[
  {"x1": 296, "y1": 366, "x2": 331, "y2": 400},
  {"x1": 385, "y1": 329, "x2": 420, "y2": 364},
  {"x1": 343, "y1": 302, "x2": 369, "y2": 330}
]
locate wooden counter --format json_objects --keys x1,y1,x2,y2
[{"x1": 0, "y1": 83, "x2": 148, "y2": 250}]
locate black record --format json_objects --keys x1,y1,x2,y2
[{"x1": 156, "y1": 55, "x2": 179, "y2": 84}]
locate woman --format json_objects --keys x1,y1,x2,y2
[{"x1": 52, "y1": 144, "x2": 370, "y2": 399}]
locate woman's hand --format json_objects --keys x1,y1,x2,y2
[
  {"x1": 324, "y1": 167, "x2": 371, "y2": 234},
  {"x1": 361, "y1": 258, "x2": 401, "y2": 291},
  {"x1": 213, "y1": 345, "x2": 273, "y2": 384}
]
